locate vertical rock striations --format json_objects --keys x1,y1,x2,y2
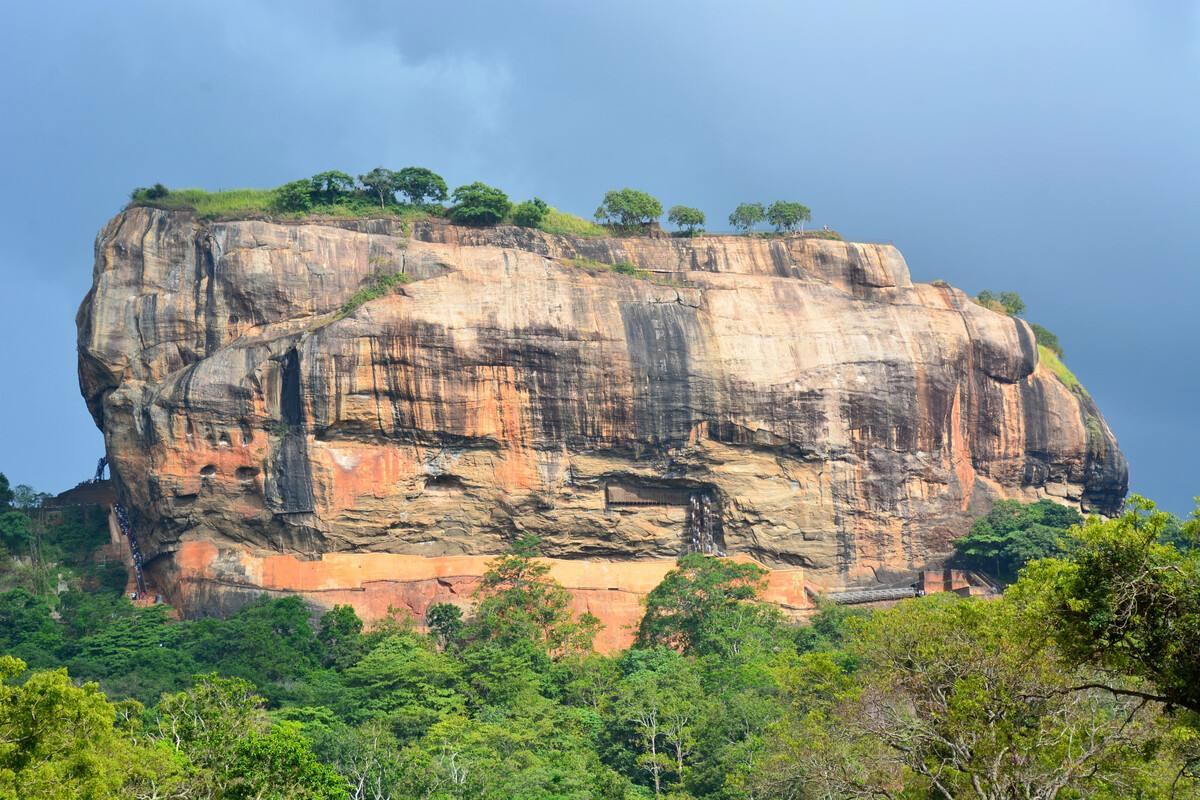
[{"x1": 77, "y1": 208, "x2": 1127, "y2": 636}]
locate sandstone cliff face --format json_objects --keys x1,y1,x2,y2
[{"x1": 77, "y1": 208, "x2": 1126, "y2": 632}]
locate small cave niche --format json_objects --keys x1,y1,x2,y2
[
  {"x1": 236, "y1": 466, "x2": 261, "y2": 482},
  {"x1": 604, "y1": 478, "x2": 726, "y2": 556},
  {"x1": 218, "y1": 431, "x2": 232, "y2": 447},
  {"x1": 199, "y1": 465, "x2": 217, "y2": 477},
  {"x1": 423, "y1": 474, "x2": 465, "y2": 494}
]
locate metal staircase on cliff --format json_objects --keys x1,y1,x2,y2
[
  {"x1": 112, "y1": 503, "x2": 147, "y2": 597},
  {"x1": 810, "y1": 585, "x2": 919, "y2": 606}
]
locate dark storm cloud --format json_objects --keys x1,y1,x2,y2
[{"x1": 0, "y1": 1, "x2": 1196, "y2": 512}]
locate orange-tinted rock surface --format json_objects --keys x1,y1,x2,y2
[{"x1": 77, "y1": 208, "x2": 1126, "y2": 642}]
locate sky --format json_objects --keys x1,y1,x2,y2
[{"x1": 0, "y1": 0, "x2": 1196, "y2": 512}]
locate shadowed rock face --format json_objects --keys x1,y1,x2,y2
[{"x1": 77, "y1": 208, "x2": 1126, "y2": 621}]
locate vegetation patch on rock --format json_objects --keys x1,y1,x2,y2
[
  {"x1": 566, "y1": 256, "x2": 650, "y2": 279},
  {"x1": 1039, "y1": 344, "x2": 1086, "y2": 394},
  {"x1": 339, "y1": 271, "x2": 411, "y2": 317}
]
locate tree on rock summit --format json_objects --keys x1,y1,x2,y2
[
  {"x1": 594, "y1": 188, "x2": 663, "y2": 228},
  {"x1": 448, "y1": 182, "x2": 511, "y2": 226},
  {"x1": 766, "y1": 200, "x2": 812, "y2": 232},
  {"x1": 395, "y1": 167, "x2": 449, "y2": 205},
  {"x1": 728, "y1": 202, "x2": 766, "y2": 233},
  {"x1": 512, "y1": 197, "x2": 549, "y2": 228},
  {"x1": 358, "y1": 167, "x2": 401, "y2": 207},
  {"x1": 667, "y1": 205, "x2": 705, "y2": 235}
]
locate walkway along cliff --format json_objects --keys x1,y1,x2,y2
[{"x1": 77, "y1": 208, "x2": 1127, "y2": 649}]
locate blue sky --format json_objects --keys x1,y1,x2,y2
[{"x1": 0, "y1": 1, "x2": 1196, "y2": 512}]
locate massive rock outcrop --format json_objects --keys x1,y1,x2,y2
[{"x1": 77, "y1": 208, "x2": 1126, "y2": 644}]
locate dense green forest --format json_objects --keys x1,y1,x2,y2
[{"x1": 0, "y1": 471, "x2": 1197, "y2": 799}]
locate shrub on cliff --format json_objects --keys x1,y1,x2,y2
[
  {"x1": 594, "y1": 188, "x2": 662, "y2": 228},
  {"x1": 975, "y1": 289, "x2": 1025, "y2": 316},
  {"x1": 339, "y1": 271, "x2": 410, "y2": 316},
  {"x1": 130, "y1": 183, "x2": 169, "y2": 202},
  {"x1": 1030, "y1": 322, "x2": 1063, "y2": 357},
  {"x1": 272, "y1": 180, "x2": 314, "y2": 213},
  {"x1": 667, "y1": 205, "x2": 705, "y2": 235},
  {"x1": 448, "y1": 181, "x2": 511, "y2": 226},
  {"x1": 766, "y1": 200, "x2": 812, "y2": 232},
  {"x1": 0, "y1": 509, "x2": 31, "y2": 553},
  {"x1": 309, "y1": 170, "x2": 356, "y2": 205},
  {"x1": 728, "y1": 202, "x2": 766, "y2": 233},
  {"x1": 395, "y1": 167, "x2": 449, "y2": 205},
  {"x1": 512, "y1": 197, "x2": 549, "y2": 228}
]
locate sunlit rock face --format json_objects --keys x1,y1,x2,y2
[{"x1": 77, "y1": 208, "x2": 1126, "y2": 636}]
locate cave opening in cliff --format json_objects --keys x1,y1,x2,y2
[
  {"x1": 604, "y1": 480, "x2": 726, "y2": 556},
  {"x1": 423, "y1": 474, "x2": 465, "y2": 494}
]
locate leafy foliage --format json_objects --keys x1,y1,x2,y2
[
  {"x1": 317, "y1": 604, "x2": 365, "y2": 670},
  {"x1": 1030, "y1": 321, "x2": 1064, "y2": 357},
  {"x1": 308, "y1": 170, "x2": 356, "y2": 204},
  {"x1": 594, "y1": 188, "x2": 663, "y2": 228},
  {"x1": 953, "y1": 498, "x2": 1083, "y2": 583},
  {"x1": 155, "y1": 674, "x2": 345, "y2": 798},
  {"x1": 356, "y1": 167, "x2": 399, "y2": 207},
  {"x1": 511, "y1": 197, "x2": 549, "y2": 227},
  {"x1": 1, "y1": 473, "x2": 1197, "y2": 798},
  {"x1": 0, "y1": 655, "x2": 155, "y2": 799},
  {"x1": 637, "y1": 554, "x2": 783, "y2": 657},
  {"x1": 728, "y1": 202, "x2": 765, "y2": 233},
  {"x1": 466, "y1": 535, "x2": 601, "y2": 657},
  {"x1": 1012, "y1": 496, "x2": 1200, "y2": 714},
  {"x1": 762, "y1": 596, "x2": 1160, "y2": 799},
  {"x1": 338, "y1": 271, "x2": 410, "y2": 317},
  {"x1": 976, "y1": 288, "x2": 1026, "y2": 316},
  {"x1": 448, "y1": 181, "x2": 511, "y2": 226},
  {"x1": 667, "y1": 205, "x2": 705, "y2": 234},
  {"x1": 130, "y1": 182, "x2": 169, "y2": 201},
  {"x1": 272, "y1": 180, "x2": 315, "y2": 213},
  {"x1": 393, "y1": 166, "x2": 448, "y2": 205},
  {"x1": 0, "y1": 589, "x2": 64, "y2": 668},
  {"x1": 133, "y1": 166, "x2": 448, "y2": 222},
  {"x1": 425, "y1": 602, "x2": 463, "y2": 651},
  {"x1": 764, "y1": 200, "x2": 811, "y2": 232},
  {"x1": 0, "y1": 511, "x2": 30, "y2": 552}
]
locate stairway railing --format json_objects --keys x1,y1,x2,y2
[{"x1": 112, "y1": 503, "x2": 147, "y2": 596}]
